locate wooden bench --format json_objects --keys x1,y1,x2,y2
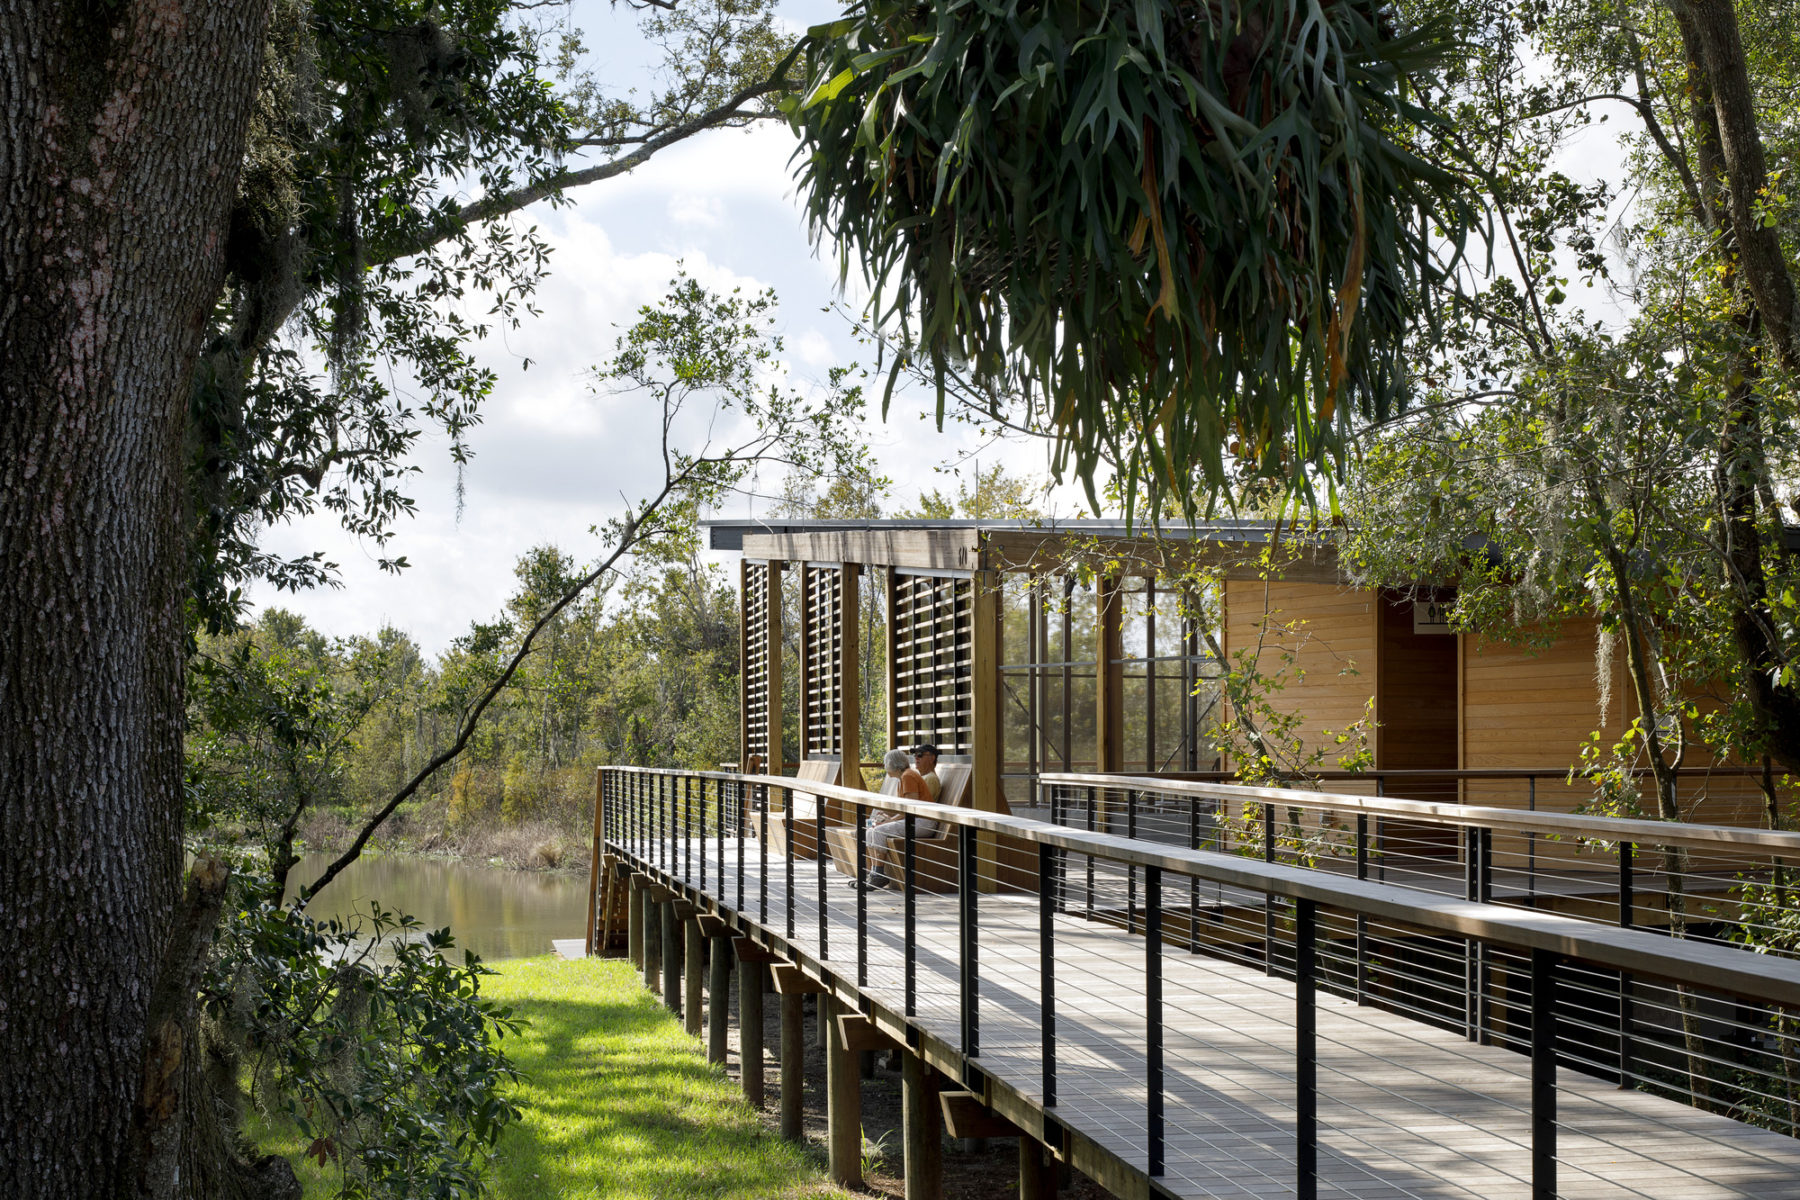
[{"x1": 751, "y1": 755, "x2": 842, "y2": 860}]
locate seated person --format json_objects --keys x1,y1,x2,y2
[
  {"x1": 861, "y1": 748, "x2": 941, "y2": 889},
  {"x1": 910, "y1": 742, "x2": 942, "y2": 801}
]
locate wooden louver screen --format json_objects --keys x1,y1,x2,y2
[
  {"x1": 800, "y1": 565, "x2": 846, "y2": 758},
  {"x1": 891, "y1": 572, "x2": 973, "y2": 754},
  {"x1": 742, "y1": 561, "x2": 772, "y2": 768}
]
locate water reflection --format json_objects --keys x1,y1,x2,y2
[{"x1": 284, "y1": 852, "x2": 586, "y2": 962}]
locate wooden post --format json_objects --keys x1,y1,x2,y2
[
  {"x1": 1096, "y1": 574, "x2": 1125, "y2": 774},
  {"x1": 902, "y1": 1052, "x2": 943, "y2": 1200},
  {"x1": 780, "y1": 989, "x2": 805, "y2": 1140},
  {"x1": 626, "y1": 875, "x2": 645, "y2": 970},
  {"x1": 798, "y1": 563, "x2": 812, "y2": 766},
  {"x1": 661, "y1": 901, "x2": 681, "y2": 1014},
  {"x1": 684, "y1": 915, "x2": 704, "y2": 1037},
  {"x1": 842, "y1": 564, "x2": 862, "y2": 786},
  {"x1": 739, "y1": 559, "x2": 752, "y2": 771},
  {"x1": 1019, "y1": 1137, "x2": 1056, "y2": 1200},
  {"x1": 740, "y1": 959, "x2": 766, "y2": 1107},
  {"x1": 642, "y1": 891, "x2": 661, "y2": 993},
  {"x1": 585, "y1": 769, "x2": 606, "y2": 955},
  {"x1": 885, "y1": 565, "x2": 899, "y2": 750},
  {"x1": 767, "y1": 561, "x2": 785, "y2": 779},
  {"x1": 825, "y1": 996, "x2": 863, "y2": 1186},
  {"x1": 971, "y1": 565, "x2": 1003, "y2": 891},
  {"x1": 707, "y1": 931, "x2": 731, "y2": 1065}
]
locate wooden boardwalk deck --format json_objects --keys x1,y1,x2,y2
[{"x1": 630, "y1": 836, "x2": 1800, "y2": 1200}]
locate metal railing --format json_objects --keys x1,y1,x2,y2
[{"x1": 597, "y1": 765, "x2": 1800, "y2": 1200}]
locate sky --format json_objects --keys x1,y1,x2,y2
[{"x1": 253, "y1": 0, "x2": 1085, "y2": 656}]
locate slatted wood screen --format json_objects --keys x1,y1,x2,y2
[
  {"x1": 800, "y1": 565, "x2": 847, "y2": 758},
  {"x1": 742, "y1": 561, "x2": 773, "y2": 768},
  {"x1": 891, "y1": 571, "x2": 973, "y2": 754}
]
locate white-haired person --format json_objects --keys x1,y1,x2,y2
[{"x1": 858, "y1": 747, "x2": 940, "y2": 890}]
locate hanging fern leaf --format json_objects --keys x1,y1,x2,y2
[{"x1": 787, "y1": 0, "x2": 1479, "y2": 516}]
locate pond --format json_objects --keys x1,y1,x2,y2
[{"x1": 285, "y1": 851, "x2": 589, "y2": 962}]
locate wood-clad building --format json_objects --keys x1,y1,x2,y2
[{"x1": 707, "y1": 518, "x2": 1771, "y2": 831}]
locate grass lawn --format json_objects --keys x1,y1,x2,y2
[{"x1": 254, "y1": 955, "x2": 854, "y2": 1200}]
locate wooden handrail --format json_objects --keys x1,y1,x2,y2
[
  {"x1": 598, "y1": 765, "x2": 1800, "y2": 1010},
  {"x1": 1041, "y1": 771, "x2": 1800, "y2": 856}
]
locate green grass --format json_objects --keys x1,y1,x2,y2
[{"x1": 252, "y1": 956, "x2": 853, "y2": 1200}]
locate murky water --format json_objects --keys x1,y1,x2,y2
[{"x1": 285, "y1": 851, "x2": 588, "y2": 962}]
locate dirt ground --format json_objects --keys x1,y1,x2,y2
[{"x1": 687, "y1": 952, "x2": 1113, "y2": 1200}]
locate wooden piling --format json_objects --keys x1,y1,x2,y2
[
  {"x1": 780, "y1": 990, "x2": 805, "y2": 1140},
  {"x1": 707, "y1": 930, "x2": 731, "y2": 1065},
  {"x1": 661, "y1": 901, "x2": 681, "y2": 1013},
  {"x1": 1019, "y1": 1136, "x2": 1056, "y2": 1199},
  {"x1": 684, "y1": 915, "x2": 704, "y2": 1037},
  {"x1": 740, "y1": 960, "x2": 766, "y2": 1107},
  {"x1": 825, "y1": 996, "x2": 863, "y2": 1186},
  {"x1": 902, "y1": 1052, "x2": 943, "y2": 1200},
  {"x1": 626, "y1": 875, "x2": 645, "y2": 970},
  {"x1": 641, "y1": 893, "x2": 661, "y2": 994}
]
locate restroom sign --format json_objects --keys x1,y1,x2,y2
[{"x1": 1413, "y1": 600, "x2": 1454, "y2": 634}]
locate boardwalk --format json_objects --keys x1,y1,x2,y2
[{"x1": 632, "y1": 834, "x2": 1800, "y2": 1200}]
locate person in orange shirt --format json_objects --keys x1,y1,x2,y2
[{"x1": 861, "y1": 746, "x2": 942, "y2": 889}]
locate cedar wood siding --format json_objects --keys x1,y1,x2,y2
[{"x1": 1221, "y1": 579, "x2": 1377, "y2": 771}]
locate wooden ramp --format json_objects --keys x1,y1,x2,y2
[{"x1": 665, "y1": 836, "x2": 1800, "y2": 1200}]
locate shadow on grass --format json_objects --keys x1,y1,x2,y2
[
  {"x1": 250, "y1": 957, "x2": 848, "y2": 1200},
  {"x1": 483, "y1": 957, "x2": 849, "y2": 1200}
]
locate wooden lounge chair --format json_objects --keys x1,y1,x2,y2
[{"x1": 751, "y1": 755, "x2": 841, "y2": 860}]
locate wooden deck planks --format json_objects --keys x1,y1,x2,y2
[{"x1": 636, "y1": 837, "x2": 1800, "y2": 1199}]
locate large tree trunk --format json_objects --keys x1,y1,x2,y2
[{"x1": 0, "y1": 3, "x2": 267, "y2": 1198}]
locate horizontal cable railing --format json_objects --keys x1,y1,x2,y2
[{"x1": 597, "y1": 765, "x2": 1800, "y2": 1200}]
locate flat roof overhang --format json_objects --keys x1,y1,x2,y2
[{"x1": 701, "y1": 517, "x2": 1343, "y2": 581}]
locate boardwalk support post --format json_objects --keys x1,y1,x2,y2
[
  {"x1": 626, "y1": 874, "x2": 646, "y2": 971},
  {"x1": 780, "y1": 989, "x2": 805, "y2": 1141},
  {"x1": 681, "y1": 905, "x2": 704, "y2": 1037},
  {"x1": 1019, "y1": 1137, "x2": 1056, "y2": 1200},
  {"x1": 642, "y1": 889, "x2": 662, "y2": 995},
  {"x1": 734, "y1": 937, "x2": 776, "y2": 1108},
  {"x1": 902, "y1": 1052, "x2": 943, "y2": 1200},
  {"x1": 825, "y1": 996, "x2": 863, "y2": 1186},
  {"x1": 704, "y1": 918, "x2": 731, "y2": 1065},
  {"x1": 661, "y1": 899, "x2": 681, "y2": 1014}
]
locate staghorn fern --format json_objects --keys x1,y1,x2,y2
[{"x1": 787, "y1": 0, "x2": 1480, "y2": 516}]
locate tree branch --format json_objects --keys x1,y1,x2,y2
[{"x1": 374, "y1": 55, "x2": 799, "y2": 268}]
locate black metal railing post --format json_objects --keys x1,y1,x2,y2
[
  {"x1": 904, "y1": 814, "x2": 917, "y2": 1018},
  {"x1": 1188, "y1": 797, "x2": 1202, "y2": 953},
  {"x1": 1039, "y1": 842, "x2": 1056, "y2": 1111},
  {"x1": 1085, "y1": 787, "x2": 1097, "y2": 919},
  {"x1": 759, "y1": 782, "x2": 769, "y2": 923},
  {"x1": 1127, "y1": 790, "x2": 1139, "y2": 934},
  {"x1": 1355, "y1": 812, "x2": 1369, "y2": 1003},
  {"x1": 735, "y1": 779, "x2": 745, "y2": 914},
  {"x1": 856, "y1": 801, "x2": 868, "y2": 988},
  {"x1": 1465, "y1": 825, "x2": 1481, "y2": 1042},
  {"x1": 1619, "y1": 840, "x2": 1636, "y2": 1087},
  {"x1": 1264, "y1": 800, "x2": 1278, "y2": 975},
  {"x1": 1528, "y1": 774, "x2": 1539, "y2": 898},
  {"x1": 683, "y1": 775, "x2": 692, "y2": 886},
  {"x1": 1532, "y1": 948, "x2": 1558, "y2": 1200},
  {"x1": 959, "y1": 824, "x2": 979, "y2": 1062},
  {"x1": 1145, "y1": 865, "x2": 1164, "y2": 1178},
  {"x1": 784, "y1": 784, "x2": 795, "y2": 941},
  {"x1": 816, "y1": 800, "x2": 828, "y2": 962},
  {"x1": 698, "y1": 776, "x2": 707, "y2": 892},
  {"x1": 1297, "y1": 898, "x2": 1318, "y2": 1200}
]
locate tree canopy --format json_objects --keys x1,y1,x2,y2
[{"x1": 787, "y1": 0, "x2": 1481, "y2": 515}]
